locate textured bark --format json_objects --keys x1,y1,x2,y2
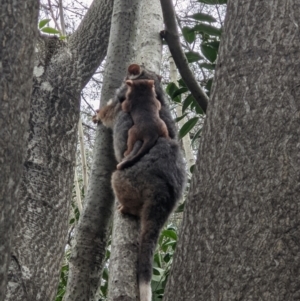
[
  {"x1": 5, "y1": 1, "x2": 113, "y2": 301},
  {"x1": 0, "y1": 1, "x2": 39, "y2": 300},
  {"x1": 64, "y1": 1, "x2": 142, "y2": 300},
  {"x1": 164, "y1": 1, "x2": 300, "y2": 300},
  {"x1": 108, "y1": 2, "x2": 163, "y2": 300}
]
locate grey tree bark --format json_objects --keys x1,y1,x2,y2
[
  {"x1": 0, "y1": 1, "x2": 39, "y2": 300},
  {"x1": 108, "y1": 2, "x2": 163, "y2": 300},
  {"x1": 5, "y1": 1, "x2": 113, "y2": 300},
  {"x1": 63, "y1": 1, "x2": 143, "y2": 300},
  {"x1": 164, "y1": 1, "x2": 300, "y2": 300}
]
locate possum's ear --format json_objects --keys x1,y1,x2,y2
[
  {"x1": 128, "y1": 64, "x2": 141, "y2": 78},
  {"x1": 157, "y1": 74, "x2": 163, "y2": 82},
  {"x1": 126, "y1": 80, "x2": 133, "y2": 87}
]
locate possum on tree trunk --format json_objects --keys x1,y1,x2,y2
[
  {"x1": 117, "y1": 79, "x2": 169, "y2": 170},
  {"x1": 93, "y1": 64, "x2": 186, "y2": 301}
]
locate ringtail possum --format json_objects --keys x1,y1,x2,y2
[
  {"x1": 93, "y1": 64, "x2": 186, "y2": 301},
  {"x1": 93, "y1": 63, "x2": 177, "y2": 141},
  {"x1": 117, "y1": 79, "x2": 169, "y2": 170}
]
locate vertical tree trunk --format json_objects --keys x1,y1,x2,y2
[
  {"x1": 5, "y1": 1, "x2": 113, "y2": 300},
  {"x1": 164, "y1": 1, "x2": 300, "y2": 300},
  {"x1": 64, "y1": 1, "x2": 143, "y2": 300},
  {"x1": 108, "y1": 2, "x2": 163, "y2": 300},
  {"x1": 0, "y1": 1, "x2": 39, "y2": 300}
]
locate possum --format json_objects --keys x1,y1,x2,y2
[
  {"x1": 95, "y1": 64, "x2": 185, "y2": 301},
  {"x1": 116, "y1": 79, "x2": 169, "y2": 170}
]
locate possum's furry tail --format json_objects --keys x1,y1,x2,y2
[
  {"x1": 117, "y1": 136, "x2": 158, "y2": 170},
  {"x1": 138, "y1": 190, "x2": 176, "y2": 301}
]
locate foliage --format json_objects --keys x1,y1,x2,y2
[
  {"x1": 151, "y1": 226, "x2": 178, "y2": 300},
  {"x1": 38, "y1": 18, "x2": 66, "y2": 39}
]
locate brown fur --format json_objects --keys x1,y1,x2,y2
[
  {"x1": 117, "y1": 79, "x2": 169, "y2": 170},
  {"x1": 92, "y1": 65, "x2": 186, "y2": 301}
]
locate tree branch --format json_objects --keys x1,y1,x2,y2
[
  {"x1": 159, "y1": 0, "x2": 209, "y2": 113},
  {"x1": 68, "y1": 0, "x2": 114, "y2": 89}
]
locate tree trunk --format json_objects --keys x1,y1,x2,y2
[
  {"x1": 0, "y1": 1, "x2": 39, "y2": 300},
  {"x1": 5, "y1": 1, "x2": 113, "y2": 300},
  {"x1": 164, "y1": 1, "x2": 300, "y2": 300},
  {"x1": 108, "y1": 2, "x2": 163, "y2": 300},
  {"x1": 63, "y1": 0, "x2": 143, "y2": 300}
]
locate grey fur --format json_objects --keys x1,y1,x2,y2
[{"x1": 99, "y1": 66, "x2": 186, "y2": 299}]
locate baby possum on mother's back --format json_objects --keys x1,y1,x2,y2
[{"x1": 116, "y1": 79, "x2": 169, "y2": 170}]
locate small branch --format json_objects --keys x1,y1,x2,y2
[
  {"x1": 59, "y1": 0, "x2": 66, "y2": 36},
  {"x1": 82, "y1": 121, "x2": 96, "y2": 131},
  {"x1": 159, "y1": 0, "x2": 209, "y2": 113},
  {"x1": 81, "y1": 94, "x2": 96, "y2": 113},
  {"x1": 78, "y1": 118, "x2": 89, "y2": 193},
  {"x1": 175, "y1": 15, "x2": 207, "y2": 82},
  {"x1": 47, "y1": 0, "x2": 61, "y2": 31},
  {"x1": 74, "y1": 169, "x2": 83, "y2": 213}
]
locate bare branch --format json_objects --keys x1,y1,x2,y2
[
  {"x1": 47, "y1": 0, "x2": 61, "y2": 31},
  {"x1": 160, "y1": 0, "x2": 209, "y2": 113},
  {"x1": 58, "y1": 0, "x2": 66, "y2": 36}
]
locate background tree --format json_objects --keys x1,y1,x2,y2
[
  {"x1": 0, "y1": 1, "x2": 39, "y2": 300},
  {"x1": 5, "y1": 0, "x2": 113, "y2": 300},
  {"x1": 107, "y1": 1, "x2": 164, "y2": 300},
  {"x1": 164, "y1": 0, "x2": 300, "y2": 300},
  {"x1": 63, "y1": 0, "x2": 142, "y2": 298}
]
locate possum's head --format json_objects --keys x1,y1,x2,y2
[
  {"x1": 126, "y1": 64, "x2": 162, "y2": 82},
  {"x1": 125, "y1": 79, "x2": 156, "y2": 97},
  {"x1": 127, "y1": 64, "x2": 142, "y2": 79}
]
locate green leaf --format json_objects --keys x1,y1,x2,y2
[
  {"x1": 163, "y1": 240, "x2": 177, "y2": 250},
  {"x1": 179, "y1": 117, "x2": 199, "y2": 138},
  {"x1": 205, "y1": 78, "x2": 213, "y2": 93},
  {"x1": 41, "y1": 27, "x2": 60, "y2": 34},
  {"x1": 205, "y1": 40, "x2": 220, "y2": 50},
  {"x1": 175, "y1": 113, "x2": 188, "y2": 123},
  {"x1": 175, "y1": 202, "x2": 185, "y2": 213},
  {"x1": 172, "y1": 87, "x2": 188, "y2": 98},
  {"x1": 193, "y1": 23, "x2": 222, "y2": 37},
  {"x1": 201, "y1": 44, "x2": 218, "y2": 62},
  {"x1": 102, "y1": 267, "x2": 109, "y2": 281},
  {"x1": 39, "y1": 19, "x2": 51, "y2": 29},
  {"x1": 190, "y1": 13, "x2": 217, "y2": 23},
  {"x1": 153, "y1": 267, "x2": 165, "y2": 275},
  {"x1": 199, "y1": 62, "x2": 216, "y2": 70},
  {"x1": 182, "y1": 94, "x2": 194, "y2": 113},
  {"x1": 161, "y1": 230, "x2": 178, "y2": 240},
  {"x1": 188, "y1": 96, "x2": 204, "y2": 115},
  {"x1": 185, "y1": 51, "x2": 203, "y2": 63},
  {"x1": 191, "y1": 128, "x2": 202, "y2": 146},
  {"x1": 178, "y1": 78, "x2": 187, "y2": 87},
  {"x1": 166, "y1": 82, "x2": 178, "y2": 98},
  {"x1": 166, "y1": 82, "x2": 181, "y2": 103},
  {"x1": 163, "y1": 253, "x2": 171, "y2": 263},
  {"x1": 198, "y1": 0, "x2": 227, "y2": 4},
  {"x1": 182, "y1": 26, "x2": 196, "y2": 44},
  {"x1": 152, "y1": 274, "x2": 162, "y2": 282},
  {"x1": 153, "y1": 252, "x2": 163, "y2": 268}
]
